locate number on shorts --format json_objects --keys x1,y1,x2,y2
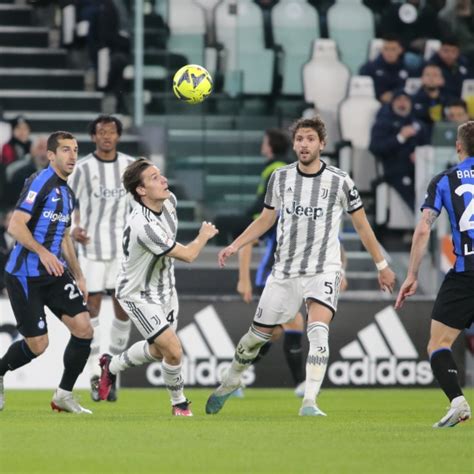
[
  {"x1": 166, "y1": 310, "x2": 175, "y2": 325},
  {"x1": 64, "y1": 283, "x2": 80, "y2": 300},
  {"x1": 324, "y1": 281, "x2": 333, "y2": 295}
]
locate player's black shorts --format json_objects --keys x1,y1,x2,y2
[
  {"x1": 431, "y1": 270, "x2": 474, "y2": 330},
  {"x1": 5, "y1": 271, "x2": 88, "y2": 337}
]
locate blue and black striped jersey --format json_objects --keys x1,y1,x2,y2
[
  {"x1": 422, "y1": 156, "x2": 474, "y2": 272},
  {"x1": 6, "y1": 165, "x2": 75, "y2": 277}
]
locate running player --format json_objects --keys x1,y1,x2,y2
[
  {"x1": 396, "y1": 120, "x2": 473, "y2": 428},
  {"x1": 98, "y1": 159, "x2": 218, "y2": 416},
  {"x1": 0, "y1": 131, "x2": 93, "y2": 414},
  {"x1": 206, "y1": 117, "x2": 396, "y2": 416}
]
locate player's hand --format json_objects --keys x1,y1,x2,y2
[
  {"x1": 378, "y1": 266, "x2": 396, "y2": 293},
  {"x1": 71, "y1": 226, "x2": 90, "y2": 245},
  {"x1": 199, "y1": 221, "x2": 218, "y2": 241},
  {"x1": 39, "y1": 248, "x2": 64, "y2": 277},
  {"x1": 340, "y1": 274, "x2": 348, "y2": 292},
  {"x1": 394, "y1": 275, "x2": 418, "y2": 309},
  {"x1": 218, "y1": 245, "x2": 237, "y2": 268},
  {"x1": 76, "y1": 275, "x2": 88, "y2": 303},
  {"x1": 400, "y1": 125, "x2": 417, "y2": 139},
  {"x1": 237, "y1": 278, "x2": 253, "y2": 303}
]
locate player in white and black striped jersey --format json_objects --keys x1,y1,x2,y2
[
  {"x1": 69, "y1": 115, "x2": 135, "y2": 402},
  {"x1": 98, "y1": 159, "x2": 218, "y2": 416},
  {"x1": 207, "y1": 116, "x2": 397, "y2": 417}
]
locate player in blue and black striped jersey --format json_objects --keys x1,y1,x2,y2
[
  {"x1": 396, "y1": 120, "x2": 474, "y2": 428},
  {"x1": 0, "y1": 131, "x2": 94, "y2": 415}
]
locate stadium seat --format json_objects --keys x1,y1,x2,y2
[
  {"x1": 327, "y1": 0, "x2": 375, "y2": 74},
  {"x1": 215, "y1": 0, "x2": 274, "y2": 96},
  {"x1": 424, "y1": 39, "x2": 441, "y2": 61},
  {"x1": 462, "y1": 79, "x2": 474, "y2": 118},
  {"x1": 168, "y1": 0, "x2": 206, "y2": 65},
  {"x1": 368, "y1": 38, "x2": 383, "y2": 61},
  {"x1": 375, "y1": 181, "x2": 414, "y2": 229},
  {"x1": 271, "y1": 0, "x2": 320, "y2": 95},
  {"x1": 339, "y1": 76, "x2": 381, "y2": 192}
]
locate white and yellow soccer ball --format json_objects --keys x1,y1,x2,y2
[{"x1": 172, "y1": 64, "x2": 213, "y2": 104}]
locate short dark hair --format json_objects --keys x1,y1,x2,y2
[
  {"x1": 457, "y1": 121, "x2": 474, "y2": 156},
  {"x1": 122, "y1": 158, "x2": 152, "y2": 203},
  {"x1": 440, "y1": 35, "x2": 460, "y2": 48},
  {"x1": 446, "y1": 98, "x2": 468, "y2": 112},
  {"x1": 47, "y1": 131, "x2": 76, "y2": 153},
  {"x1": 265, "y1": 128, "x2": 289, "y2": 156},
  {"x1": 381, "y1": 34, "x2": 403, "y2": 46},
  {"x1": 88, "y1": 115, "x2": 123, "y2": 136},
  {"x1": 289, "y1": 117, "x2": 327, "y2": 143}
]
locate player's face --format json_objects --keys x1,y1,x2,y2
[
  {"x1": 139, "y1": 165, "x2": 170, "y2": 202},
  {"x1": 293, "y1": 127, "x2": 324, "y2": 166},
  {"x1": 48, "y1": 139, "x2": 78, "y2": 178},
  {"x1": 92, "y1": 121, "x2": 120, "y2": 153}
]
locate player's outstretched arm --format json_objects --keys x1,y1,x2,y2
[
  {"x1": 168, "y1": 221, "x2": 218, "y2": 263},
  {"x1": 8, "y1": 210, "x2": 64, "y2": 277},
  {"x1": 350, "y1": 207, "x2": 396, "y2": 293},
  {"x1": 218, "y1": 208, "x2": 277, "y2": 268},
  {"x1": 395, "y1": 208, "x2": 439, "y2": 309}
]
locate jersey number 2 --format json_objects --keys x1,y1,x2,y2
[{"x1": 455, "y1": 184, "x2": 474, "y2": 232}]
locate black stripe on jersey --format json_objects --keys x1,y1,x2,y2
[
  {"x1": 347, "y1": 204, "x2": 364, "y2": 214},
  {"x1": 264, "y1": 204, "x2": 275, "y2": 210},
  {"x1": 126, "y1": 301, "x2": 153, "y2": 332},
  {"x1": 146, "y1": 324, "x2": 171, "y2": 344}
]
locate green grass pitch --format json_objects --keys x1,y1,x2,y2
[{"x1": 1, "y1": 388, "x2": 472, "y2": 473}]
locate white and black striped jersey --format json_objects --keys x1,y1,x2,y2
[
  {"x1": 264, "y1": 161, "x2": 363, "y2": 278},
  {"x1": 69, "y1": 152, "x2": 136, "y2": 261},
  {"x1": 116, "y1": 194, "x2": 178, "y2": 304}
]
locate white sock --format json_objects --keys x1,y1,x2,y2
[
  {"x1": 110, "y1": 341, "x2": 159, "y2": 375},
  {"x1": 303, "y1": 322, "x2": 329, "y2": 404},
  {"x1": 451, "y1": 395, "x2": 466, "y2": 408},
  {"x1": 222, "y1": 326, "x2": 271, "y2": 388},
  {"x1": 162, "y1": 360, "x2": 186, "y2": 405},
  {"x1": 87, "y1": 317, "x2": 101, "y2": 379},
  {"x1": 55, "y1": 388, "x2": 72, "y2": 399},
  {"x1": 109, "y1": 318, "x2": 132, "y2": 355}
]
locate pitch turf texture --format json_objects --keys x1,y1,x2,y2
[{"x1": 1, "y1": 389, "x2": 472, "y2": 474}]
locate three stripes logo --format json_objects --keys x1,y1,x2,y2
[
  {"x1": 146, "y1": 306, "x2": 255, "y2": 386},
  {"x1": 328, "y1": 306, "x2": 433, "y2": 386}
]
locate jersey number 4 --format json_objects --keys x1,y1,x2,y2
[{"x1": 122, "y1": 226, "x2": 131, "y2": 257}]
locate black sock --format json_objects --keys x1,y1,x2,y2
[
  {"x1": 59, "y1": 335, "x2": 92, "y2": 391},
  {"x1": 283, "y1": 331, "x2": 304, "y2": 385},
  {"x1": 253, "y1": 341, "x2": 273, "y2": 364},
  {"x1": 0, "y1": 340, "x2": 37, "y2": 376},
  {"x1": 430, "y1": 348, "x2": 463, "y2": 402}
]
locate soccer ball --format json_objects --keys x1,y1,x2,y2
[{"x1": 173, "y1": 64, "x2": 213, "y2": 104}]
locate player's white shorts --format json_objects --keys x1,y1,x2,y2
[
  {"x1": 117, "y1": 292, "x2": 179, "y2": 342},
  {"x1": 79, "y1": 256, "x2": 120, "y2": 293},
  {"x1": 254, "y1": 271, "x2": 342, "y2": 326}
]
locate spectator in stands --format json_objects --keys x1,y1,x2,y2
[
  {"x1": 440, "y1": 0, "x2": 474, "y2": 64},
  {"x1": 5, "y1": 136, "x2": 49, "y2": 207},
  {"x1": 378, "y1": 0, "x2": 443, "y2": 73},
  {"x1": 215, "y1": 129, "x2": 289, "y2": 245},
  {"x1": 0, "y1": 116, "x2": 32, "y2": 167},
  {"x1": 359, "y1": 35, "x2": 409, "y2": 104},
  {"x1": 444, "y1": 98, "x2": 470, "y2": 124},
  {"x1": 369, "y1": 90, "x2": 429, "y2": 210},
  {"x1": 411, "y1": 64, "x2": 451, "y2": 130},
  {"x1": 427, "y1": 36, "x2": 472, "y2": 97}
]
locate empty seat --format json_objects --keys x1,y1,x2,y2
[
  {"x1": 168, "y1": 0, "x2": 206, "y2": 65},
  {"x1": 424, "y1": 39, "x2": 441, "y2": 61},
  {"x1": 462, "y1": 78, "x2": 474, "y2": 118},
  {"x1": 327, "y1": 0, "x2": 375, "y2": 74},
  {"x1": 368, "y1": 38, "x2": 383, "y2": 61},
  {"x1": 339, "y1": 75, "x2": 381, "y2": 191},
  {"x1": 272, "y1": 0, "x2": 319, "y2": 95},
  {"x1": 215, "y1": 0, "x2": 274, "y2": 96}
]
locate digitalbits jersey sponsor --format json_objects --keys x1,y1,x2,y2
[
  {"x1": 116, "y1": 194, "x2": 178, "y2": 304},
  {"x1": 264, "y1": 161, "x2": 363, "y2": 277},
  {"x1": 69, "y1": 152, "x2": 135, "y2": 261}
]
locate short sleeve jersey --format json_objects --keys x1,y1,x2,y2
[
  {"x1": 6, "y1": 165, "x2": 75, "y2": 277},
  {"x1": 421, "y1": 156, "x2": 474, "y2": 272},
  {"x1": 264, "y1": 161, "x2": 363, "y2": 278},
  {"x1": 69, "y1": 152, "x2": 136, "y2": 261},
  {"x1": 116, "y1": 194, "x2": 178, "y2": 304}
]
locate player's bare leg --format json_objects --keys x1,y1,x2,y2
[{"x1": 299, "y1": 301, "x2": 332, "y2": 417}]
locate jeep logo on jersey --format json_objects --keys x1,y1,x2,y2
[
  {"x1": 285, "y1": 201, "x2": 323, "y2": 220},
  {"x1": 327, "y1": 306, "x2": 433, "y2": 386},
  {"x1": 42, "y1": 210, "x2": 70, "y2": 223},
  {"x1": 145, "y1": 306, "x2": 255, "y2": 387},
  {"x1": 93, "y1": 185, "x2": 126, "y2": 199}
]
